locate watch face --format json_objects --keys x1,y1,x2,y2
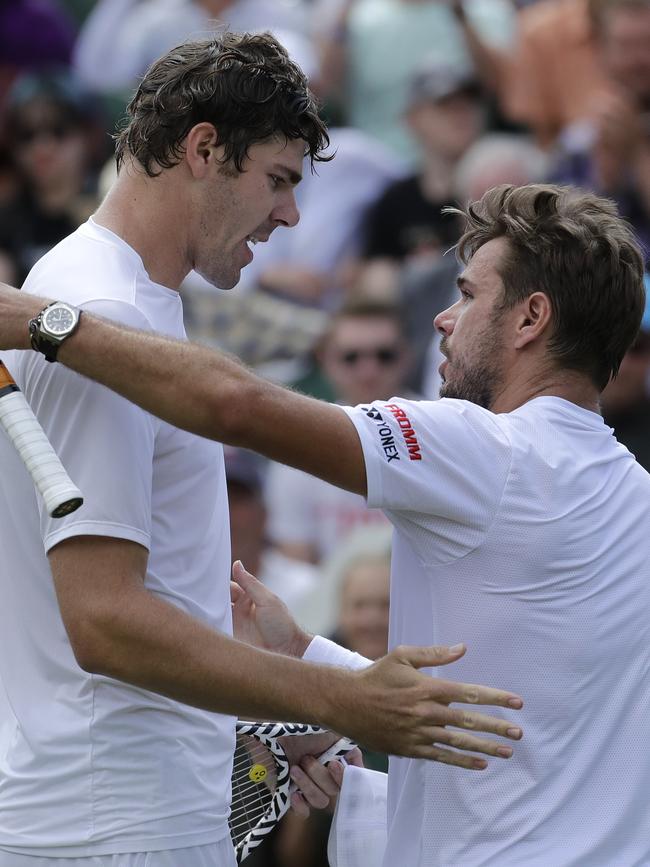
[{"x1": 44, "y1": 305, "x2": 76, "y2": 335}]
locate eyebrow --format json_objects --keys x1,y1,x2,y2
[
  {"x1": 456, "y1": 275, "x2": 475, "y2": 291},
  {"x1": 273, "y1": 163, "x2": 303, "y2": 187}
]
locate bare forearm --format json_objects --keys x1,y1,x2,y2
[
  {"x1": 79, "y1": 582, "x2": 346, "y2": 726},
  {"x1": 452, "y1": 1, "x2": 507, "y2": 94},
  {"x1": 63, "y1": 316, "x2": 259, "y2": 441}
]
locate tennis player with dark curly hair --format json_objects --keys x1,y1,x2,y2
[{"x1": 0, "y1": 33, "x2": 524, "y2": 867}]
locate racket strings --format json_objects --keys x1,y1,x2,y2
[{"x1": 229, "y1": 735, "x2": 279, "y2": 845}]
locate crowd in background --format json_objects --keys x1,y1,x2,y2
[{"x1": 1, "y1": 1, "x2": 650, "y2": 864}]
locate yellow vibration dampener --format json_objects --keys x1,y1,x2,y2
[{"x1": 249, "y1": 764, "x2": 268, "y2": 783}]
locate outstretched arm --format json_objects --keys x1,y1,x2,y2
[
  {"x1": 230, "y1": 562, "x2": 523, "y2": 770},
  {"x1": 0, "y1": 284, "x2": 367, "y2": 494}
]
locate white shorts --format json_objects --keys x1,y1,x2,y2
[{"x1": 0, "y1": 840, "x2": 237, "y2": 867}]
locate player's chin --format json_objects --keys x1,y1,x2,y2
[{"x1": 199, "y1": 264, "x2": 241, "y2": 291}]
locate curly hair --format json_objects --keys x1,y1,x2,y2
[
  {"x1": 448, "y1": 184, "x2": 646, "y2": 390},
  {"x1": 114, "y1": 31, "x2": 330, "y2": 176}
]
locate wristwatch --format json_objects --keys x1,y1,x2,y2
[{"x1": 28, "y1": 301, "x2": 82, "y2": 363}]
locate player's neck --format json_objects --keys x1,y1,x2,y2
[
  {"x1": 94, "y1": 162, "x2": 191, "y2": 290},
  {"x1": 490, "y1": 369, "x2": 601, "y2": 415}
]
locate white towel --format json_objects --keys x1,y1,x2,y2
[{"x1": 328, "y1": 765, "x2": 388, "y2": 867}]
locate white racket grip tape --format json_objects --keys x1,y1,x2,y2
[{"x1": 0, "y1": 390, "x2": 83, "y2": 518}]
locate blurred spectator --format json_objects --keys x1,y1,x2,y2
[
  {"x1": 312, "y1": 0, "x2": 514, "y2": 163},
  {"x1": 474, "y1": 0, "x2": 610, "y2": 147},
  {"x1": 453, "y1": 132, "x2": 549, "y2": 205},
  {"x1": 0, "y1": 70, "x2": 107, "y2": 284},
  {"x1": 361, "y1": 62, "x2": 485, "y2": 267},
  {"x1": 0, "y1": 0, "x2": 76, "y2": 97},
  {"x1": 601, "y1": 287, "x2": 650, "y2": 471},
  {"x1": 264, "y1": 300, "x2": 415, "y2": 565},
  {"x1": 74, "y1": 0, "x2": 313, "y2": 97},
  {"x1": 224, "y1": 446, "x2": 319, "y2": 611},
  {"x1": 272, "y1": 526, "x2": 392, "y2": 867},
  {"x1": 550, "y1": 0, "x2": 650, "y2": 255}
]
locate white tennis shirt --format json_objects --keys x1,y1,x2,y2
[
  {"x1": 0, "y1": 220, "x2": 234, "y2": 856},
  {"x1": 312, "y1": 396, "x2": 650, "y2": 866}
]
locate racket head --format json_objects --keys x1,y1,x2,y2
[{"x1": 230, "y1": 721, "x2": 334, "y2": 863}]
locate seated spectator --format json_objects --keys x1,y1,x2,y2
[
  {"x1": 452, "y1": 132, "x2": 549, "y2": 205},
  {"x1": 224, "y1": 446, "x2": 319, "y2": 612},
  {"x1": 361, "y1": 61, "x2": 486, "y2": 267},
  {"x1": 264, "y1": 300, "x2": 416, "y2": 564},
  {"x1": 601, "y1": 288, "x2": 650, "y2": 471},
  {"x1": 549, "y1": 0, "x2": 650, "y2": 255},
  {"x1": 0, "y1": 0, "x2": 77, "y2": 99},
  {"x1": 312, "y1": 0, "x2": 514, "y2": 163},
  {"x1": 0, "y1": 70, "x2": 107, "y2": 284},
  {"x1": 74, "y1": 0, "x2": 312, "y2": 97},
  {"x1": 477, "y1": 0, "x2": 611, "y2": 147}
]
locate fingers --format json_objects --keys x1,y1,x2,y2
[
  {"x1": 429, "y1": 726, "x2": 514, "y2": 759},
  {"x1": 444, "y1": 706, "x2": 522, "y2": 741},
  {"x1": 290, "y1": 757, "x2": 340, "y2": 809},
  {"x1": 230, "y1": 581, "x2": 245, "y2": 604},
  {"x1": 431, "y1": 678, "x2": 524, "y2": 711},
  {"x1": 289, "y1": 790, "x2": 310, "y2": 818},
  {"x1": 409, "y1": 744, "x2": 490, "y2": 770},
  {"x1": 232, "y1": 560, "x2": 272, "y2": 602},
  {"x1": 392, "y1": 643, "x2": 466, "y2": 669},
  {"x1": 343, "y1": 746, "x2": 364, "y2": 768}
]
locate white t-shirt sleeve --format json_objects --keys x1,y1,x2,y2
[
  {"x1": 17, "y1": 298, "x2": 158, "y2": 553},
  {"x1": 343, "y1": 398, "x2": 512, "y2": 563}
]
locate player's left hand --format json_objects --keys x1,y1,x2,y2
[{"x1": 230, "y1": 560, "x2": 313, "y2": 658}]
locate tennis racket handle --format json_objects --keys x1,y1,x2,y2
[
  {"x1": 0, "y1": 385, "x2": 83, "y2": 518},
  {"x1": 318, "y1": 736, "x2": 356, "y2": 765}
]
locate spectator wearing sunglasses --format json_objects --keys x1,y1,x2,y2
[
  {"x1": 265, "y1": 300, "x2": 416, "y2": 565},
  {"x1": 0, "y1": 69, "x2": 107, "y2": 284}
]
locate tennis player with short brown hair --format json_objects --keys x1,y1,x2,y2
[{"x1": 1, "y1": 183, "x2": 647, "y2": 865}]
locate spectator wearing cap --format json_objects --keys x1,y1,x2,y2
[
  {"x1": 224, "y1": 446, "x2": 319, "y2": 612},
  {"x1": 0, "y1": 70, "x2": 108, "y2": 284},
  {"x1": 360, "y1": 61, "x2": 486, "y2": 267},
  {"x1": 601, "y1": 281, "x2": 650, "y2": 472}
]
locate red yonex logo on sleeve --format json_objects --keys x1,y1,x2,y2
[{"x1": 385, "y1": 404, "x2": 422, "y2": 461}]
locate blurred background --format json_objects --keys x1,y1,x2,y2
[{"x1": 2, "y1": 1, "x2": 650, "y2": 862}]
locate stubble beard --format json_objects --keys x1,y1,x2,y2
[{"x1": 439, "y1": 318, "x2": 506, "y2": 410}]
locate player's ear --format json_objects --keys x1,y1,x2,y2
[
  {"x1": 513, "y1": 292, "x2": 552, "y2": 350},
  {"x1": 185, "y1": 122, "x2": 220, "y2": 179}
]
